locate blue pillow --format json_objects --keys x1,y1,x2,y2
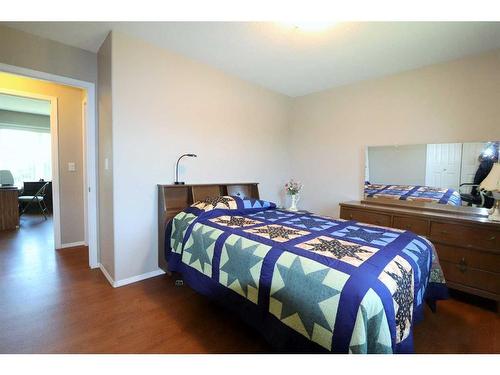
[{"x1": 240, "y1": 197, "x2": 275, "y2": 209}]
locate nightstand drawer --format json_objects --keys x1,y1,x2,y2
[
  {"x1": 435, "y1": 244, "x2": 500, "y2": 274},
  {"x1": 430, "y1": 221, "x2": 499, "y2": 251},
  {"x1": 340, "y1": 208, "x2": 391, "y2": 227},
  {"x1": 393, "y1": 216, "x2": 429, "y2": 236}
]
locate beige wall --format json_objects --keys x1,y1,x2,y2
[
  {"x1": 97, "y1": 34, "x2": 115, "y2": 278},
  {"x1": 0, "y1": 25, "x2": 97, "y2": 84},
  {"x1": 107, "y1": 31, "x2": 291, "y2": 281},
  {"x1": 0, "y1": 71, "x2": 86, "y2": 244},
  {"x1": 289, "y1": 49, "x2": 500, "y2": 216}
]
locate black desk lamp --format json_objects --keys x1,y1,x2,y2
[{"x1": 174, "y1": 153, "x2": 197, "y2": 185}]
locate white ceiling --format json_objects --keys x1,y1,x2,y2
[
  {"x1": 4, "y1": 22, "x2": 500, "y2": 97},
  {"x1": 0, "y1": 93, "x2": 50, "y2": 115}
]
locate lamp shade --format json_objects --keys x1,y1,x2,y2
[{"x1": 480, "y1": 163, "x2": 500, "y2": 192}]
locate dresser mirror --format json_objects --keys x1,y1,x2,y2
[{"x1": 364, "y1": 141, "x2": 499, "y2": 215}]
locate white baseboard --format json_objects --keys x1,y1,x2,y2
[
  {"x1": 114, "y1": 269, "x2": 165, "y2": 288},
  {"x1": 98, "y1": 264, "x2": 165, "y2": 288},
  {"x1": 98, "y1": 263, "x2": 115, "y2": 287},
  {"x1": 59, "y1": 241, "x2": 86, "y2": 249}
]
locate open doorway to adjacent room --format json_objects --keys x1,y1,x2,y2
[
  {"x1": 0, "y1": 69, "x2": 97, "y2": 269},
  {"x1": 0, "y1": 90, "x2": 55, "y2": 243}
]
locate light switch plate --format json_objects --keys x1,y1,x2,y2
[{"x1": 68, "y1": 162, "x2": 76, "y2": 172}]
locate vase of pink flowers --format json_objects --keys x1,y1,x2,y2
[{"x1": 285, "y1": 179, "x2": 303, "y2": 211}]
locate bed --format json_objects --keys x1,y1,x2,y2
[
  {"x1": 365, "y1": 182, "x2": 462, "y2": 206},
  {"x1": 158, "y1": 183, "x2": 447, "y2": 354}
]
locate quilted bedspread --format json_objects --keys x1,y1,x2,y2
[
  {"x1": 164, "y1": 196, "x2": 447, "y2": 353},
  {"x1": 365, "y1": 183, "x2": 462, "y2": 206}
]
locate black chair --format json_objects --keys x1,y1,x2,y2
[
  {"x1": 18, "y1": 182, "x2": 50, "y2": 219},
  {"x1": 460, "y1": 159, "x2": 495, "y2": 208}
]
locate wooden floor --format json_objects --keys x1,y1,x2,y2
[{"x1": 0, "y1": 214, "x2": 498, "y2": 353}]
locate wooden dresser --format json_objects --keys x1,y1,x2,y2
[
  {"x1": 339, "y1": 199, "x2": 500, "y2": 310},
  {"x1": 0, "y1": 187, "x2": 19, "y2": 231}
]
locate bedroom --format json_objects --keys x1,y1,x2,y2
[{"x1": 0, "y1": 1, "x2": 499, "y2": 373}]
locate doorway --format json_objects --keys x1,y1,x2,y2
[
  {"x1": 0, "y1": 89, "x2": 59, "y2": 244},
  {"x1": 0, "y1": 65, "x2": 98, "y2": 269},
  {"x1": 425, "y1": 143, "x2": 463, "y2": 190}
]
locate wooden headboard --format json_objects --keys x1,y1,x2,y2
[{"x1": 157, "y1": 183, "x2": 260, "y2": 272}]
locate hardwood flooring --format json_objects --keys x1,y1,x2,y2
[{"x1": 0, "y1": 214, "x2": 498, "y2": 353}]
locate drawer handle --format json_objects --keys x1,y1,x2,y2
[
  {"x1": 405, "y1": 224, "x2": 412, "y2": 229},
  {"x1": 349, "y1": 214, "x2": 353, "y2": 219},
  {"x1": 440, "y1": 230, "x2": 449, "y2": 235},
  {"x1": 458, "y1": 257, "x2": 467, "y2": 273},
  {"x1": 488, "y1": 236, "x2": 496, "y2": 241}
]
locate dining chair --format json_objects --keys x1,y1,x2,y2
[{"x1": 18, "y1": 181, "x2": 50, "y2": 219}]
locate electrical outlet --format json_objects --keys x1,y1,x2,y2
[{"x1": 68, "y1": 162, "x2": 76, "y2": 172}]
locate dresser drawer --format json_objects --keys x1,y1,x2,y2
[
  {"x1": 340, "y1": 208, "x2": 391, "y2": 227},
  {"x1": 435, "y1": 244, "x2": 500, "y2": 274},
  {"x1": 430, "y1": 221, "x2": 500, "y2": 251},
  {"x1": 441, "y1": 260, "x2": 500, "y2": 295},
  {"x1": 393, "y1": 216, "x2": 429, "y2": 236}
]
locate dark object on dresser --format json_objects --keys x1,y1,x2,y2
[
  {"x1": 157, "y1": 183, "x2": 260, "y2": 273},
  {"x1": 339, "y1": 199, "x2": 500, "y2": 312},
  {"x1": 459, "y1": 158, "x2": 495, "y2": 208}
]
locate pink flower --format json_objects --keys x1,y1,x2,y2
[{"x1": 285, "y1": 179, "x2": 303, "y2": 195}]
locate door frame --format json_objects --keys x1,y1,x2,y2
[{"x1": 0, "y1": 62, "x2": 99, "y2": 269}]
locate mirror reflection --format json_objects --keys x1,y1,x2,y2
[{"x1": 365, "y1": 141, "x2": 499, "y2": 209}]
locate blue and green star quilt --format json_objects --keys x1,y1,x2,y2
[
  {"x1": 365, "y1": 182, "x2": 462, "y2": 206},
  {"x1": 165, "y1": 196, "x2": 447, "y2": 353}
]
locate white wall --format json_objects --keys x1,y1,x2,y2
[
  {"x1": 107, "y1": 32, "x2": 291, "y2": 282},
  {"x1": 289, "y1": 49, "x2": 500, "y2": 216}
]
